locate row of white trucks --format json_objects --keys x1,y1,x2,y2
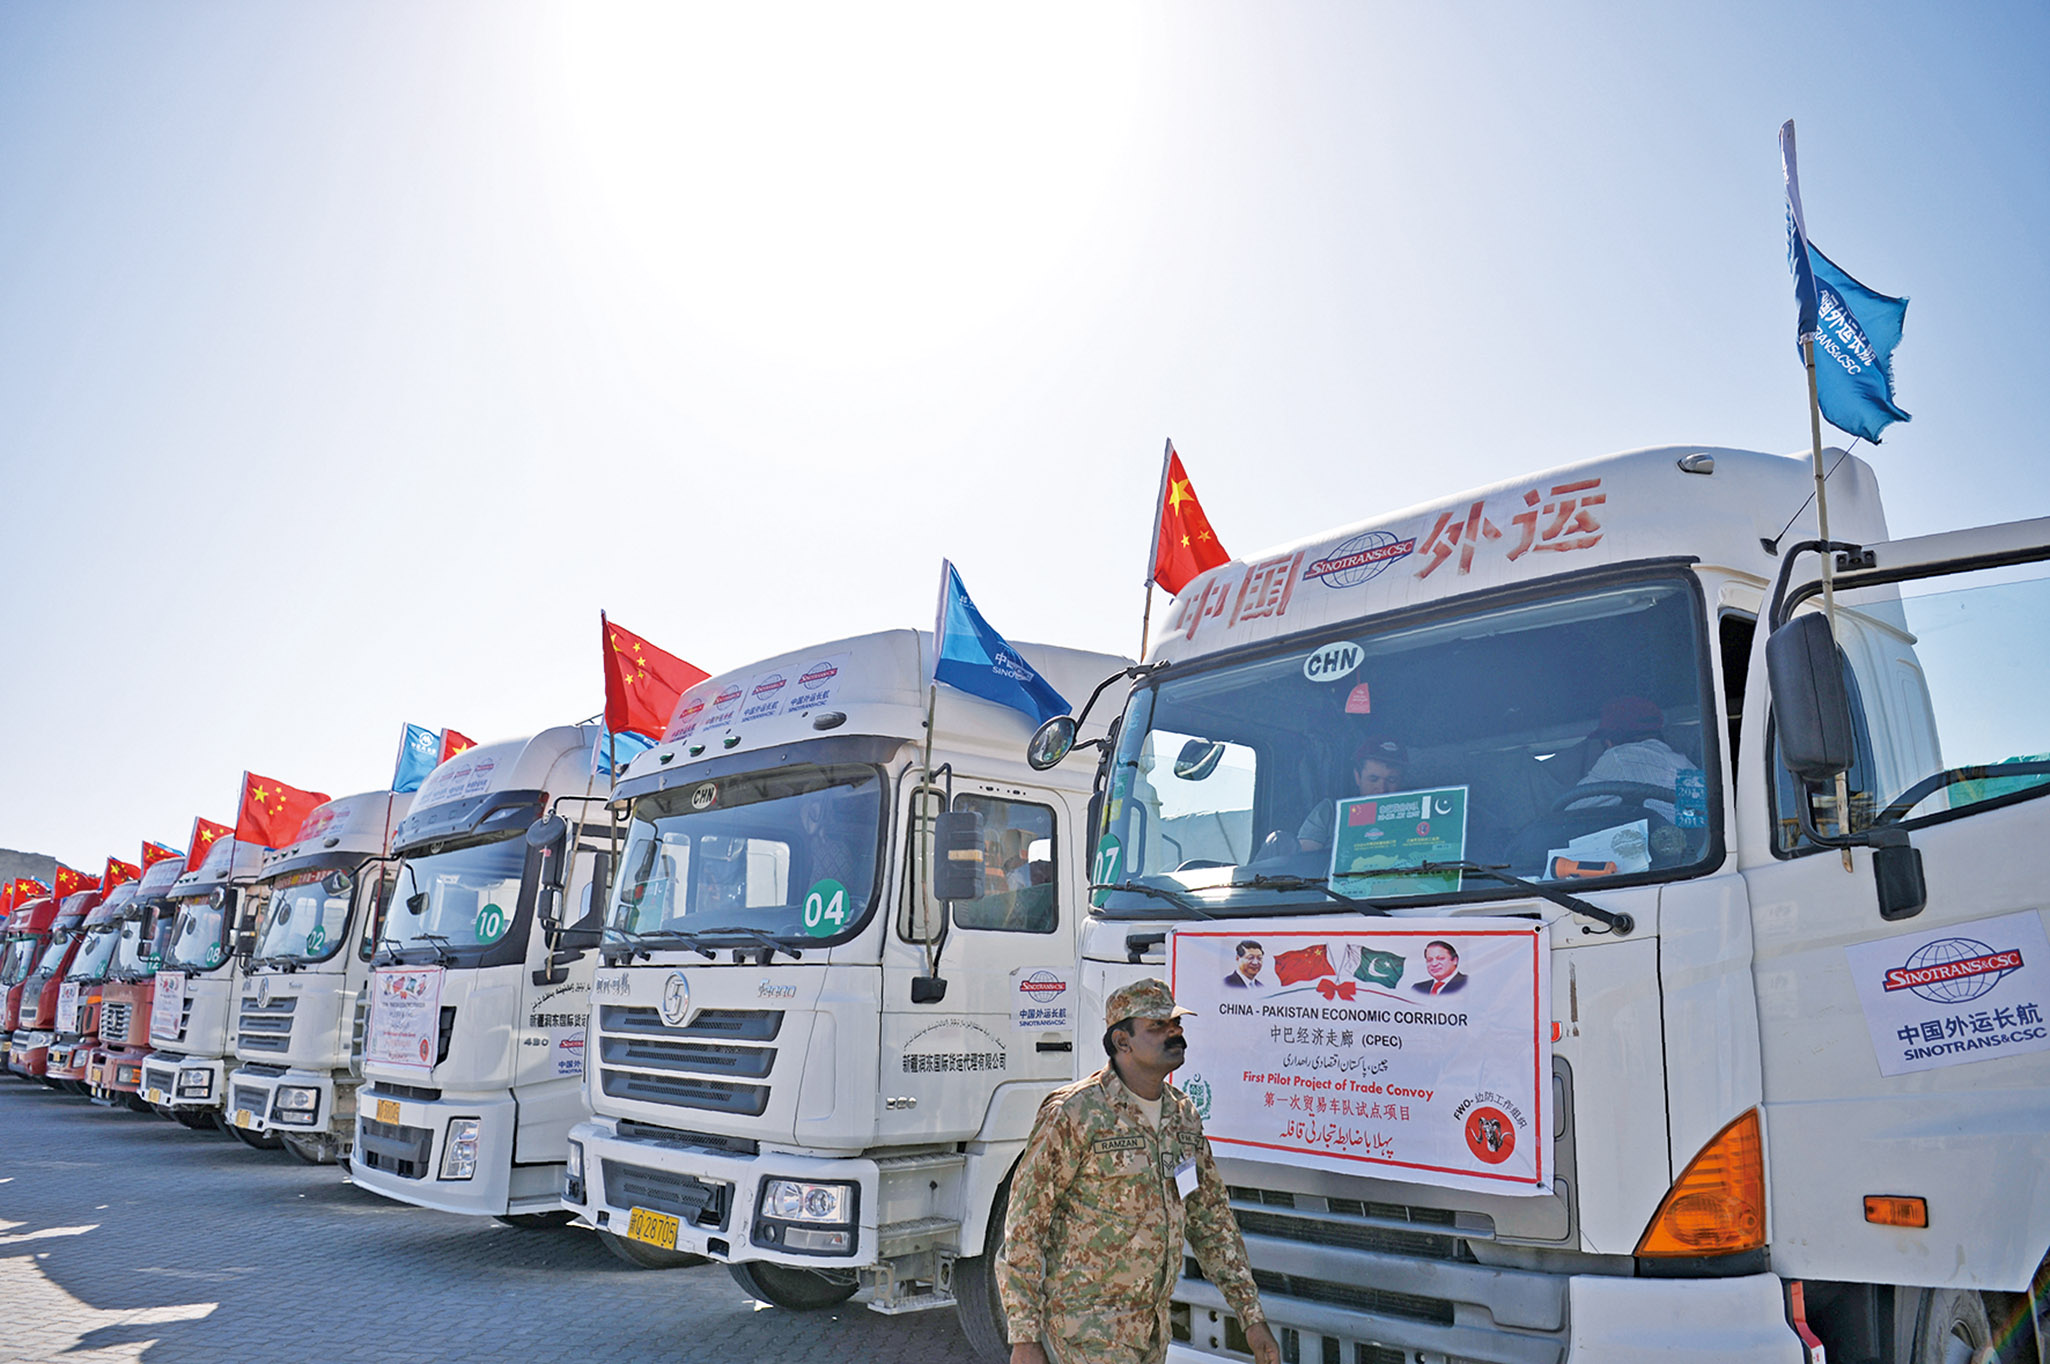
[{"x1": 19, "y1": 444, "x2": 2050, "y2": 1364}]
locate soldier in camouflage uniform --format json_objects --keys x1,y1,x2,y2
[{"x1": 998, "y1": 979, "x2": 1281, "y2": 1364}]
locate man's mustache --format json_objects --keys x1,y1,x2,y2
[{"x1": 1165, "y1": 1037, "x2": 1186, "y2": 1050}]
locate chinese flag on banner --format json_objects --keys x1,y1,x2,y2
[
  {"x1": 602, "y1": 614, "x2": 710, "y2": 741},
  {"x1": 186, "y1": 817, "x2": 233, "y2": 873},
  {"x1": 1149, "y1": 442, "x2": 1232, "y2": 596},
  {"x1": 140, "y1": 841, "x2": 184, "y2": 871},
  {"x1": 439, "y1": 729, "x2": 477, "y2": 763},
  {"x1": 102, "y1": 857, "x2": 141, "y2": 891},
  {"x1": 236, "y1": 773, "x2": 332, "y2": 851},
  {"x1": 52, "y1": 864, "x2": 98, "y2": 901},
  {"x1": 1274, "y1": 943, "x2": 1337, "y2": 986}
]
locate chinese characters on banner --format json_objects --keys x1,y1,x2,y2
[
  {"x1": 1166, "y1": 478, "x2": 1608, "y2": 644},
  {"x1": 1845, "y1": 911, "x2": 2050, "y2": 1077},
  {"x1": 364, "y1": 967, "x2": 446, "y2": 1074},
  {"x1": 1171, "y1": 917, "x2": 1552, "y2": 1197}
]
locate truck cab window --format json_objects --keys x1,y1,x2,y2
[{"x1": 950, "y1": 795, "x2": 1058, "y2": 934}]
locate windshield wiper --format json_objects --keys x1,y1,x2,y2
[
  {"x1": 1420, "y1": 861, "x2": 1634, "y2": 936},
  {"x1": 604, "y1": 929, "x2": 718, "y2": 962},
  {"x1": 376, "y1": 933, "x2": 455, "y2": 967},
  {"x1": 1089, "y1": 881, "x2": 1215, "y2": 919},
  {"x1": 1224, "y1": 874, "x2": 1392, "y2": 916},
  {"x1": 693, "y1": 927, "x2": 805, "y2": 963}
]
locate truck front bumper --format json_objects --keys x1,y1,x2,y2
[
  {"x1": 94, "y1": 1045, "x2": 151, "y2": 1096},
  {"x1": 349, "y1": 1085, "x2": 557, "y2": 1217},
  {"x1": 569, "y1": 1117, "x2": 884, "y2": 1269},
  {"x1": 140, "y1": 1051, "x2": 226, "y2": 1111},
  {"x1": 227, "y1": 1066, "x2": 347, "y2": 1138},
  {"x1": 10, "y1": 1031, "x2": 52, "y2": 1077},
  {"x1": 46, "y1": 1034, "x2": 92, "y2": 1082},
  {"x1": 1168, "y1": 1269, "x2": 1803, "y2": 1364}
]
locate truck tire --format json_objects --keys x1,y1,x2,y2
[
  {"x1": 954, "y1": 1177, "x2": 1013, "y2": 1364},
  {"x1": 121, "y1": 1092, "x2": 153, "y2": 1114},
  {"x1": 228, "y1": 1124, "x2": 284, "y2": 1151},
  {"x1": 596, "y1": 1228, "x2": 710, "y2": 1270},
  {"x1": 1904, "y1": 1287, "x2": 1998, "y2": 1364},
  {"x1": 173, "y1": 1108, "x2": 220, "y2": 1133},
  {"x1": 726, "y1": 1261, "x2": 860, "y2": 1310}
]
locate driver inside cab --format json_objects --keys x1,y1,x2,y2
[{"x1": 1292, "y1": 736, "x2": 1410, "y2": 854}]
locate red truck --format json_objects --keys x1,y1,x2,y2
[
  {"x1": 88, "y1": 859, "x2": 184, "y2": 1109},
  {"x1": 9, "y1": 889, "x2": 101, "y2": 1083},
  {"x1": 0, "y1": 891, "x2": 56, "y2": 1073},
  {"x1": 47, "y1": 884, "x2": 137, "y2": 1095}
]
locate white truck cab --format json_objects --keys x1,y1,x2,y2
[
  {"x1": 1042, "y1": 446, "x2": 2050, "y2": 1364},
  {"x1": 350, "y1": 725, "x2": 605, "y2": 1222},
  {"x1": 563, "y1": 628, "x2": 1128, "y2": 1353},
  {"x1": 226, "y1": 790, "x2": 410, "y2": 1163},
  {"x1": 143, "y1": 836, "x2": 268, "y2": 1134}
]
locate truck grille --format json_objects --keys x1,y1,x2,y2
[
  {"x1": 101, "y1": 1002, "x2": 133, "y2": 1044},
  {"x1": 358, "y1": 1115, "x2": 433, "y2": 1180},
  {"x1": 238, "y1": 995, "x2": 297, "y2": 1053},
  {"x1": 232, "y1": 1081, "x2": 270, "y2": 1116},
  {"x1": 602, "y1": 1159, "x2": 731, "y2": 1230},
  {"x1": 595, "y1": 1006, "x2": 780, "y2": 1117}
]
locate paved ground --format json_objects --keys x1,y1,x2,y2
[{"x1": 0, "y1": 1078, "x2": 978, "y2": 1363}]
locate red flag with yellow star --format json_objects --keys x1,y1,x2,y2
[
  {"x1": 186, "y1": 817, "x2": 233, "y2": 873},
  {"x1": 439, "y1": 729, "x2": 477, "y2": 763},
  {"x1": 236, "y1": 773, "x2": 331, "y2": 851},
  {"x1": 3, "y1": 877, "x2": 49, "y2": 915},
  {"x1": 1148, "y1": 441, "x2": 1232, "y2": 595},
  {"x1": 602, "y1": 614, "x2": 710, "y2": 740},
  {"x1": 52, "y1": 864, "x2": 99, "y2": 901},
  {"x1": 102, "y1": 856, "x2": 141, "y2": 891},
  {"x1": 140, "y1": 841, "x2": 184, "y2": 871}
]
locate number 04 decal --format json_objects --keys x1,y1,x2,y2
[{"x1": 803, "y1": 879, "x2": 848, "y2": 938}]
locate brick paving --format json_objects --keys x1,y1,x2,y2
[{"x1": 0, "y1": 1079, "x2": 978, "y2": 1363}]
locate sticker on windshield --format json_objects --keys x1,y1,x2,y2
[
  {"x1": 1302, "y1": 641, "x2": 1363, "y2": 682},
  {"x1": 306, "y1": 926, "x2": 326, "y2": 954},
  {"x1": 1091, "y1": 835, "x2": 1123, "y2": 906},
  {"x1": 476, "y1": 903, "x2": 508, "y2": 944},
  {"x1": 204, "y1": 944, "x2": 224, "y2": 967},
  {"x1": 1328, "y1": 786, "x2": 1468, "y2": 897},
  {"x1": 802, "y1": 880, "x2": 848, "y2": 938}
]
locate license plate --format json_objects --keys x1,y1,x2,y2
[
  {"x1": 145, "y1": 1087, "x2": 165, "y2": 1105},
  {"x1": 232, "y1": 1109, "x2": 254, "y2": 1128},
  {"x1": 626, "y1": 1207, "x2": 681, "y2": 1251},
  {"x1": 376, "y1": 1098, "x2": 401, "y2": 1125}
]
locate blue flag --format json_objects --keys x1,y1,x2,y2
[
  {"x1": 1780, "y1": 120, "x2": 1911, "y2": 443},
  {"x1": 391, "y1": 723, "x2": 442, "y2": 793},
  {"x1": 932, "y1": 560, "x2": 1070, "y2": 725},
  {"x1": 594, "y1": 730, "x2": 655, "y2": 777}
]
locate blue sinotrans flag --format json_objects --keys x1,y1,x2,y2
[
  {"x1": 595, "y1": 729, "x2": 656, "y2": 778},
  {"x1": 1780, "y1": 119, "x2": 1911, "y2": 443},
  {"x1": 932, "y1": 560, "x2": 1070, "y2": 725},
  {"x1": 391, "y1": 722, "x2": 442, "y2": 793}
]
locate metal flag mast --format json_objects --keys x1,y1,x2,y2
[{"x1": 1139, "y1": 437, "x2": 1173, "y2": 660}]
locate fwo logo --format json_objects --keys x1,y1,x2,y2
[{"x1": 1883, "y1": 937, "x2": 2023, "y2": 1004}]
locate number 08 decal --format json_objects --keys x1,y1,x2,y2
[{"x1": 803, "y1": 879, "x2": 848, "y2": 937}]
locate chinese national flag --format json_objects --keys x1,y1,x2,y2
[
  {"x1": 3, "y1": 878, "x2": 48, "y2": 914},
  {"x1": 52, "y1": 864, "x2": 99, "y2": 901},
  {"x1": 1149, "y1": 442, "x2": 1232, "y2": 596},
  {"x1": 602, "y1": 615, "x2": 710, "y2": 741},
  {"x1": 140, "y1": 841, "x2": 184, "y2": 871},
  {"x1": 102, "y1": 857, "x2": 141, "y2": 891},
  {"x1": 186, "y1": 817, "x2": 233, "y2": 873},
  {"x1": 236, "y1": 773, "x2": 332, "y2": 851},
  {"x1": 439, "y1": 729, "x2": 477, "y2": 763}
]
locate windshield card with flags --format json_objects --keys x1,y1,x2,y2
[
  {"x1": 1169, "y1": 917, "x2": 1552, "y2": 1196},
  {"x1": 1780, "y1": 120, "x2": 1911, "y2": 443},
  {"x1": 1150, "y1": 440, "x2": 1232, "y2": 596},
  {"x1": 236, "y1": 773, "x2": 332, "y2": 851},
  {"x1": 932, "y1": 560, "x2": 1070, "y2": 725}
]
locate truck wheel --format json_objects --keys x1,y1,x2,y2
[
  {"x1": 954, "y1": 1177, "x2": 1013, "y2": 1364},
  {"x1": 494, "y1": 1211, "x2": 576, "y2": 1229},
  {"x1": 282, "y1": 1136, "x2": 336, "y2": 1165},
  {"x1": 121, "y1": 1092, "x2": 153, "y2": 1114},
  {"x1": 1904, "y1": 1288, "x2": 1998, "y2": 1364},
  {"x1": 228, "y1": 1124, "x2": 285, "y2": 1151},
  {"x1": 726, "y1": 1261, "x2": 860, "y2": 1310},
  {"x1": 596, "y1": 1229, "x2": 710, "y2": 1270},
  {"x1": 172, "y1": 1108, "x2": 218, "y2": 1132}
]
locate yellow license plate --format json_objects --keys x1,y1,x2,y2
[
  {"x1": 376, "y1": 1098, "x2": 401, "y2": 1124},
  {"x1": 232, "y1": 1109, "x2": 254, "y2": 1128},
  {"x1": 626, "y1": 1207, "x2": 681, "y2": 1251},
  {"x1": 145, "y1": 1087, "x2": 165, "y2": 1105}
]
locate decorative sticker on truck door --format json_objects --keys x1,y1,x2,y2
[
  {"x1": 1171, "y1": 917, "x2": 1552, "y2": 1197},
  {"x1": 1011, "y1": 968, "x2": 1073, "y2": 1030},
  {"x1": 1844, "y1": 910, "x2": 2050, "y2": 1076},
  {"x1": 364, "y1": 967, "x2": 445, "y2": 1074}
]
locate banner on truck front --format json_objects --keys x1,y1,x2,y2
[
  {"x1": 364, "y1": 967, "x2": 446, "y2": 1074},
  {"x1": 56, "y1": 981, "x2": 82, "y2": 1033},
  {"x1": 152, "y1": 971, "x2": 186, "y2": 1038},
  {"x1": 1170, "y1": 916, "x2": 1552, "y2": 1196}
]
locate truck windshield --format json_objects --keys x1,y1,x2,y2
[
  {"x1": 110, "y1": 918, "x2": 158, "y2": 978},
  {"x1": 609, "y1": 762, "x2": 884, "y2": 943},
  {"x1": 30, "y1": 931, "x2": 78, "y2": 978},
  {"x1": 68, "y1": 928, "x2": 120, "y2": 981},
  {"x1": 2, "y1": 935, "x2": 41, "y2": 985},
  {"x1": 165, "y1": 898, "x2": 234, "y2": 971},
  {"x1": 256, "y1": 870, "x2": 353, "y2": 964},
  {"x1": 1098, "y1": 574, "x2": 1717, "y2": 915},
  {"x1": 386, "y1": 836, "x2": 526, "y2": 954}
]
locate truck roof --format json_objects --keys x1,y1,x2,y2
[
  {"x1": 170, "y1": 835, "x2": 267, "y2": 897},
  {"x1": 1151, "y1": 445, "x2": 1889, "y2": 664},
  {"x1": 83, "y1": 881, "x2": 138, "y2": 927},
  {"x1": 132, "y1": 858, "x2": 186, "y2": 903},
  {"x1": 393, "y1": 724, "x2": 604, "y2": 852},
  {"x1": 4, "y1": 895, "x2": 57, "y2": 935},
  {"x1": 260, "y1": 789, "x2": 412, "y2": 879},
  {"x1": 629, "y1": 628, "x2": 1131, "y2": 783}
]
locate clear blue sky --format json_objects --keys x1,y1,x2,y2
[{"x1": 2, "y1": 2, "x2": 2045, "y2": 868}]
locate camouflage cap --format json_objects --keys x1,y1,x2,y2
[{"x1": 1105, "y1": 977, "x2": 1195, "y2": 1028}]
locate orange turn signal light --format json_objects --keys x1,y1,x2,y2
[
  {"x1": 1863, "y1": 1195, "x2": 1927, "y2": 1228},
  {"x1": 1635, "y1": 1109, "x2": 1766, "y2": 1257}
]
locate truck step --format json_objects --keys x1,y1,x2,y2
[
  {"x1": 873, "y1": 1151, "x2": 964, "y2": 1175},
  {"x1": 865, "y1": 1290, "x2": 957, "y2": 1316},
  {"x1": 876, "y1": 1215, "x2": 960, "y2": 1259}
]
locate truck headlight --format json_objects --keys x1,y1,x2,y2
[
  {"x1": 565, "y1": 1140, "x2": 584, "y2": 1180},
  {"x1": 275, "y1": 1086, "x2": 321, "y2": 1124},
  {"x1": 754, "y1": 1178, "x2": 857, "y2": 1256},
  {"x1": 176, "y1": 1069, "x2": 213, "y2": 1099},
  {"x1": 439, "y1": 1118, "x2": 482, "y2": 1181},
  {"x1": 116, "y1": 1065, "x2": 141, "y2": 1085}
]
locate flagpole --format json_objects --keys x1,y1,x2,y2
[
  {"x1": 1804, "y1": 340, "x2": 1856, "y2": 872},
  {"x1": 1140, "y1": 439, "x2": 1173, "y2": 661}
]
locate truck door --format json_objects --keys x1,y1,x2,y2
[
  {"x1": 1742, "y1": 529, "x2": 2050, "y2": 1292},
  {"x1": 882, "y1": 780, "x2": 1078, "y2": 1140}
]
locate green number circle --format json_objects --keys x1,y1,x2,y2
[
  {"x1": 306, "y1": 926, "x2": 326, "y2": 953},
  {"x1": 802, "y1": 879, "x2": 848, "y2": 938},
  {"x1": 1090, "y1": 835, "x2": 1123, "y2": 906},
  {"x1": 476, "y1": 903, "x2": 508, "y2": 943}
]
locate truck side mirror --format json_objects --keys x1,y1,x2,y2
[
  {"x1": 1766, "y1": 613, "x2": 1856, "y2": 782},
  {"x1": 527, "y1": 816, "x2": 570, "y2": 892},
  {"x1": 930, "y1": 809, "x2": 986, "y2": 903},
  {"x1": 1027, "y1": 715, "x2": 1078, "y2": 771},
  {"x1": 1173, "y1": 739, "x2": 1226, "y2": 781}
]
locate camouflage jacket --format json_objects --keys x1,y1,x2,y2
[{"x1": 998, "y1": 1064, "x2": 1265, "y2": 1363}]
